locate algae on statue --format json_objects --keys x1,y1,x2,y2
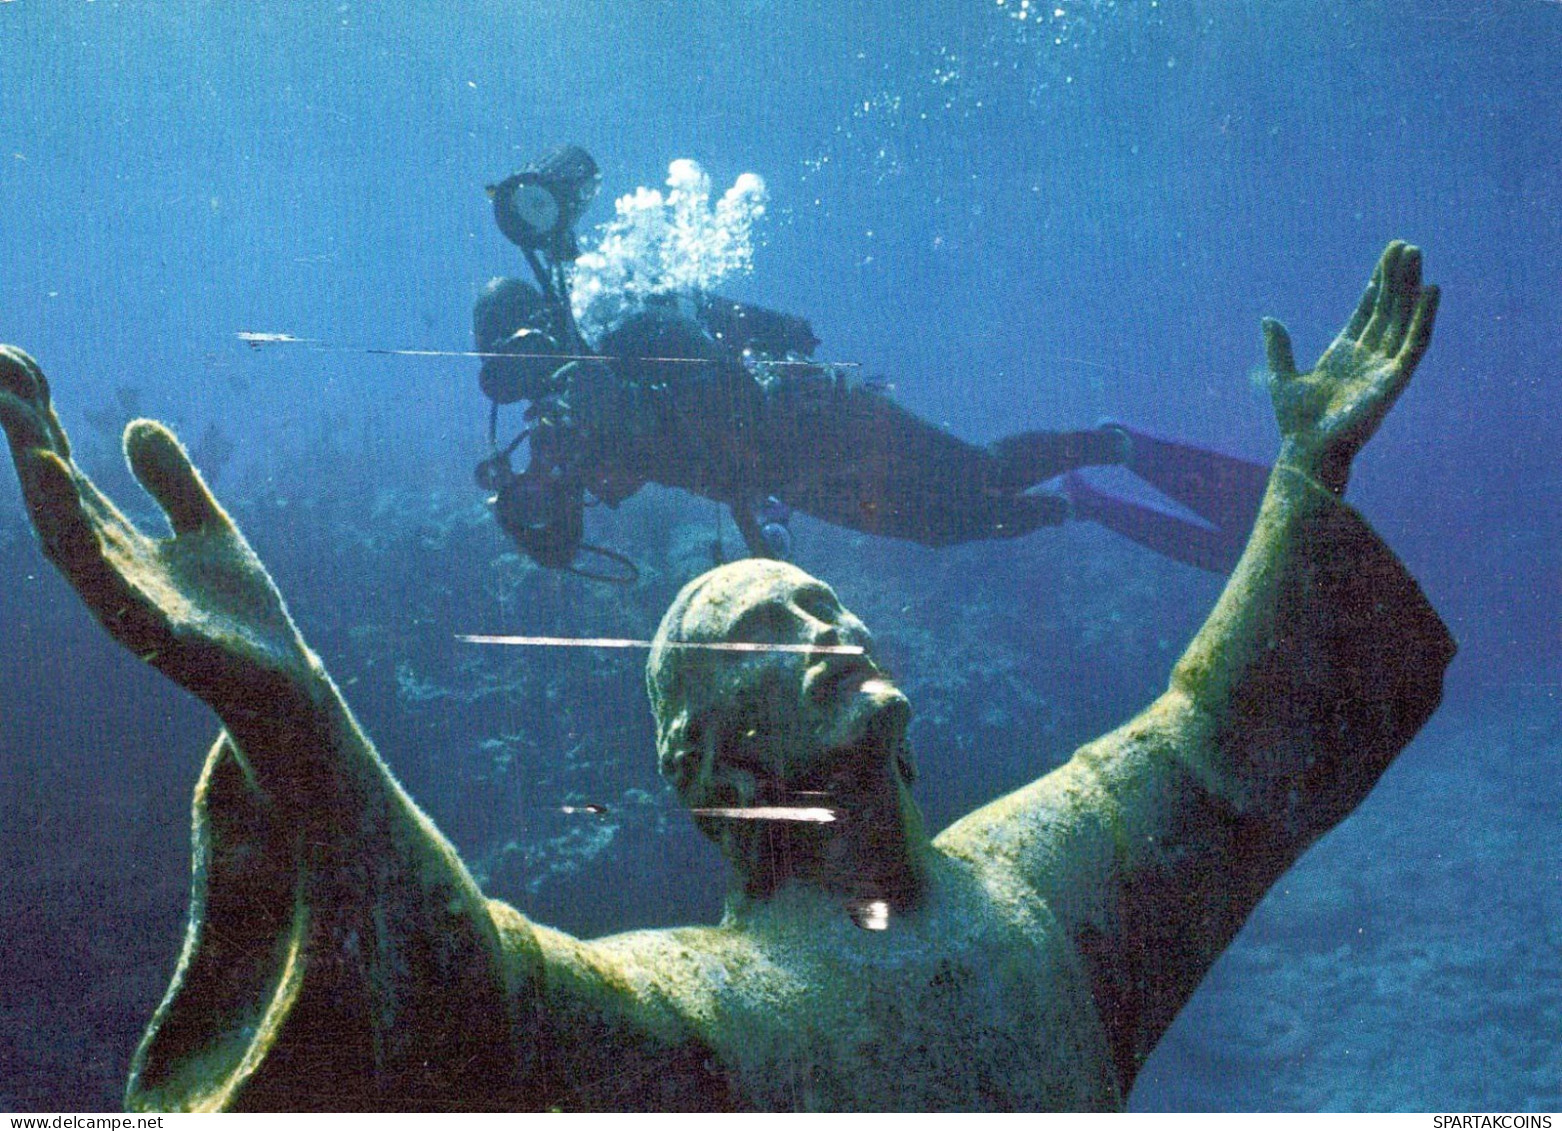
[{"x1": 0, "y1": 243, "x2": 1451, "y2": 1110}]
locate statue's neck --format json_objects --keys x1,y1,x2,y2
[{"x1": 722, "y1": 777, "x2": 929, "y2": 922}]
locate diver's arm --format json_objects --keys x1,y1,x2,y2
[
  {"x1": 935, "y1": 243, "x2": 1452, "y2": 1093},
  {"x1": 729, "y1": 501, "x2": 778, "y2": 559},
  {"x1": 0, "y1": 346, "x2": 538, "y2": 1108}
]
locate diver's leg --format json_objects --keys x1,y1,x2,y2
[
  {"x1": 885, "y1": 489, "x2": 1070, "y2": 548},
  {"x1": 1115, "y1": 425, "x2": 1269, "y2": 533},
  {"x1": 987, "y1": 491, "x2": 1072, "y2": 542},
  {"x1": 987, "y1": 426, "x2": 1130, "y2": 490},
  {"x1": 763, "y1": 372, "x2": 1075, "y2": 546},
  {"x1": 782, "y1": 471, "x2": 1070, "y2": 548},
  {"x1": 1064, "y1": 473, "x2": 1246, "y2": 574}
]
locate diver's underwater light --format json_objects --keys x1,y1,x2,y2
[{"x1": 487, "y1": 145, "x2": 601, "y2": 261}]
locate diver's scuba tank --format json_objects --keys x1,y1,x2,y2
[
  {"x1": 595, "y1": 301, "x2": 726, "y2": 386},
  {"x1": 694, "y1": 294, "x2": 820, "y2": 360}
]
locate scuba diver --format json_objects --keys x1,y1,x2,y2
[{"x1": 473, "y1": 145, "x2": 1269, "y2": 581}]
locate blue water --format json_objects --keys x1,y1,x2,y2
[{"x1": 0, "y1": 0, "x2": 1558, "y2": 1111}]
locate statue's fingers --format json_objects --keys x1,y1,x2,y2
[
  {"x1": 1381, "y1": 245, "x2": 1422, "y2": 358},
  {"x1": 22, "y1": 448, "x2": 123, "y2": 590},
  {"x1": 1261, "y1": 317, "x2": 1298, "y2": 378},
  {"x1": 1395, "y1": 283, "x2": 1440, "y2": 376},
  {"x1": 0, "y1": 345, "x2": 48, "y2": 404},
  {"x1": 1360, "y1": 241, "x2": 1405, "y2": 351},
  {"x1": 1341, "y1": 249, "x2": 1389, "y2": 343},
  {"x1": 4, "y1": 382, "x2": 148, "y2": 572},
  {"x1": 124, "y1": 419, "x2": 232, "y2": 538},
  {"x1": 0, "y1": 393, "x2": 38, "y2": 460},
  {"x1": 0, "y1": 346, "x2": 71, "y2": 460},
  {"x1": 29, "y1": 449, "x2": 176, "y2": 660}
]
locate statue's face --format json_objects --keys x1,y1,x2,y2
[{"x1": 648, "y1": 561, "x2": 914, "y2": 812}]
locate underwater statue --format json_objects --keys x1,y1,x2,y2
[{"x1": 0, "y1": 242, "x2": 1453, "y2": 1111}]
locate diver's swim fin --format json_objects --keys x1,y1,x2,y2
[
  {"x1": 1064, "y1": 463, "x2": 1262, "y2": 575},
  {"x1": 1112, "y1": 424, "x2": 1269, "y2": 533}
]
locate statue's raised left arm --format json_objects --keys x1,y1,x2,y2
[{"x1": 936, "y1": 242, "x2": 1455, "y2": 1096}]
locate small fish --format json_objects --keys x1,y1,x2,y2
[{"x1": 560, "y1": 803, "x2": 609, "y2": 816}]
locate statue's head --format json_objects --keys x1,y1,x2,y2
[{"x1": 647, "y1": 561, "x2": 922, "y2": 899}]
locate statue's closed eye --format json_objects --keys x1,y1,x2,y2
[{"x1": 729, "y1": 603, "x2": 793, "y2": 642}]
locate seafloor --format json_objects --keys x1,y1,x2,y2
[{"x1": 0, "y1": 451, "x2": 1557, "y2": 1112}]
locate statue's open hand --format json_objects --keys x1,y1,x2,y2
[
  {"x1": 1261, "y1": 240, "x2": 1439, "y2": 494},
  {"x1": 0, "y1": 346, "x2": 311, "y2": 707}
]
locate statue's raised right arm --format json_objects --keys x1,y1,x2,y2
[
  {"x1": 936, "y1": 241, "x2": 1455, "y2": 1095},
  {"x1": 0, "y1": 348, "x2": 543, "y2": 1110}
]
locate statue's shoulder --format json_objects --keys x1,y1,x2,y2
[
  {"x1": 518, "y1": 916, "x2": 746, "y2": 1029},
  {"x1": 510, "y1": 917, "x2": 758, "y2": 1108},
  {"x1": 931, "y1": 756, "x2": 1088, "y2": 884}
]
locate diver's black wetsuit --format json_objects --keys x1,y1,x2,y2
[
  {"x1": 473, "y1": 145, "x2": 1264, "y2": 576},
  {"x1": 479, "y1": 293, "x2": 1128, "y2": 560}
]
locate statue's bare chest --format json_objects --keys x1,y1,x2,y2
[
  {"x1": 681, "y1": 878, "x2": 1118, "y2": 1109},
  {"x1": 541, "y1": 865, "x2": 1120, "y2": 1110}
]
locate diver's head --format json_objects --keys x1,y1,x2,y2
[
  {"x1": 647, "y1": 560, "x2": 922, "y2": 900},
  {"x1": 487, "y1": 145, "x2": 601, "y2": 261},
  {"x1": 474, "y1": 277, "x2": 568, "y2": 404}
]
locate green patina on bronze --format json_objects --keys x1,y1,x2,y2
[{"x1": 0, "y1": 243, "x2": 1452, "y2": 1111}]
